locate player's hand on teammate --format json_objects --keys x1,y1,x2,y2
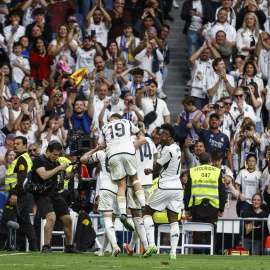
[{"x1": 144, "y1": 168, "x2": 153, "y2": 175}]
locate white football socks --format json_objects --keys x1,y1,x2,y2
[
  {"x1": 170, "y1": 222, "x2": 179, "y2": 255},
  {"x1": 133, "y1": 217, "x2": 148, "y2": 251},
  {"x1": 117, "y1": 196, "x2": 127, "y2": 215},
  {"x1": 143, "y1": 215, "x2": 155, "y2": 247},
  {"x1": 101, "y1": 232, "x2": 109, "y2": 251},
  {"x1": 104, "y1": 217, "x2": 117, "y2": 248}
]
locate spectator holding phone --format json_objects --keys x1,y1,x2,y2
[
  {"x1": 0, "y1": 63, "x2": 18, "y2": 96},
  {"x1": 85, "y1": 0, "x2": 111, "y2": 47},
  {"x1": 45, "y1": 88, "x2": 66, "y2": 118}
]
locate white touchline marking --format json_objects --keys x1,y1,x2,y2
[{"x1": 0, "y1": 253, "x2": 30, "y2": 257}]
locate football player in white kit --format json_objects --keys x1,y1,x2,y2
[
  {"x1": 81, "y1": 149, "x2": 121, "y2": 257},
  {"x1": 98, "y1": 113, "x2": 146, "y2": 231},
  {"x1": 143, "y1": 124, "x2": 183, "y2": 260},
  {"x1": 123, "y1": 136, "x2": 158, "y2": 256}
]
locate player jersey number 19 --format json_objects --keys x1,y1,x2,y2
[{"x1": 108, "y1": 123, "x2": 125, "y2": 139}]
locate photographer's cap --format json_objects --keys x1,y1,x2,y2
[
  {"x1": 210, "y1": 113, "x2": 220, "y2": 120},
  {"x1": 48, "y1": 140, "x2": 61, "y2": 147}
]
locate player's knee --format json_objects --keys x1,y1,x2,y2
[
  {"x1": 46, "y1": 212, "x2": 56, "y2": 226},
  {"x1": 62, "y1": 215, "x2": 72, "y2": 227}
]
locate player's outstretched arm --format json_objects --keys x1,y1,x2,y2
[
  {"x1": 135, "y1": 131, "x2": 146, "y2": 147},
  {"x1": 80, "y1": 148, "x2": 99, "y2": 163}
]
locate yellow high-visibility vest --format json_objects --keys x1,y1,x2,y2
[
  {"x1": 57, "y1": 156, "x2": 73, "y2": 193},
  {"x1": 188, "y1": 164, "x2": 221, "y2": 209},
  {"x1": 5, "y1": 152, "x2": 32, "y2": 192}
]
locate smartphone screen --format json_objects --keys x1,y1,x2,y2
[{"x1": 30, "y1": 77, "x2": 34, "y2": 87}]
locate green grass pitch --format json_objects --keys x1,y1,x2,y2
[{"x1": 0, "y1": 252, "x2": 269, "y2": 270}]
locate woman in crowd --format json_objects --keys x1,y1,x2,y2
[
  {"x1": 49, "y1": 24, "x2": 77, "y2": 71},
  {"x1": 244, "y1": 82, "x2": 263, "y2": 134},
  {"x1": 30, "y1": 37, "x2": 53, "y2": 86},
  {"x1": 0, "y1": 148, "x2": 15, "y2": 193},
  {"x1": 241, "y1": 193, "x2": 269, "y2": 255},
  {"x1": 238, "y1": 61, "x2": 264, "y2": 94},
  {"x1": 0, "y1": 62, "x2": 18, "y2": 96},
  {"x1": 105, "y1": 39, "x2": 125, "y2": 70},
  {"x1": 236, "y1": 13, "x2": 262, "y2": 59}
]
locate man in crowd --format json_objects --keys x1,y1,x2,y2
[
  {"x1": 192, "y1": 103, "x2": 233, "y2": 171},
  {"x1": 0, "y1": 136, "x2": 37, "y2": 251},
  {"x1": 85, "y1": 0, "x2": 111, "y2": 47},
  {"x1": 183, "y1": 139, "x2": 205, "y2": 169}
]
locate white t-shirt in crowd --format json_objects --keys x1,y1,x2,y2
[
  {"x1": 4, "y1": 25, "x2": 25, "y2": 46},
  {"x1": 157, "y1": 143, "x2": 182, "y2": 190},
  {"x1": 140, "y1": 97, "x2": 170, "y2": 133},
  {"x1": 50, "y1": 39, "x2": 77, "y2": 67},
  {"x1": 189, "y1": 0, "x2": 203, "y2": 31},
  {"x1": 235, "y1": 169, "x2": 262, "y2": 204},
  {"x1": 99, "y1": 119, "x2": 140, "y2": 159},
  {"x1": 75, "y1": 47, "x2": 96, "y2": 73},
  {"x1": 22, "y1": 4, "x2": 45, "y2": 27},
  {"x1": 10, "y1": 53, "x2": 30, "y2": 84},
  {"x1": 0, "y1": 107, "x2": 21, "y2": 129},
  {"x1": 15, "y1": 130, "x2": 37, "y2": 147},
  {"x1": 85, "y1": 22, "x2": 110, "y2": 47}
]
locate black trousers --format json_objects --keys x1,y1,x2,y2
[
  {"x1": 192, "y1": 203, "x2": 218, "y2": 254},
  {"x1": 0, "y1": 192, "x2": 36, "y2": 250}
]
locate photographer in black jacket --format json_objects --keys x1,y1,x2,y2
[{"x1": 32, "y1": 140, "x2": 81, "y2": 253}]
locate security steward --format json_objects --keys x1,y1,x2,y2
[
  {"x1": 0, "y1": 136, "x2": 37, "y2": 251},
  {"x1": 32, "y1": 140, "x2": 81, "y2": 253},
  {"x1": 184, "y1": 152, "x2": 226, "y2": 254}
]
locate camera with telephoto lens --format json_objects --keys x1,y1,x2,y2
[{"x1": 67, "y1": 130, "x2": 95, "y2": 156}]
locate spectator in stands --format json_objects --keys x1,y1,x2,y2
[
  {"x1": 220, "y1": 96, "x2": 233, "y2": 117},
  {"x1": 215, "y1": 0, "x2": 236, "y2": 27},
  {"x1": 181, "y1": 0, "x2": 213, "y2": 84},
  {"x1": 192, "y1": 103, "x2": 233, "y2": 170},
  {"x1": 145, "y1": 0, "x2": 163, "y2": 24},
  {"x1": 124, "y1": 0, "x2": 145, "y2": 27},
  {"x1": 0, "y1": 63, "x2": 18, "y2": 96},
  {"x1": 25, "y1": 8, "x2": 52, "y2": 43},
  {"x1": 203, "y1": 100, "x2": 233, "y2": 140},
  {"x1": 236, "y1": 13, "x2": 262, "y2": 58},
  {"x1": 68, "y1": 26, "x2": 102, "y2": 73},
  {"x1": 0, "y1": 148, "x2": 15, "y2": 192},
  {"x1": 66, "y1": 15, "x2": 83, "y2": 45},
  {"x1": 83, "y1": 55, "x2": 114, "y2": 94},
  {"x1": 108, "y1": 0, "x2": 132, "y2": 40},
  {"x1": 238, "y1": 61, "x2": 264, "y2": 94},
  {"x1": 4, "y1": 10, "x2": 26, "y2": 47},
  {"x1": 183, "y1": 139, "x2": 205, "y2": 169},
  {"x1": 197, "y1": 8, "x2": 236, "y2": 46},
  {"x1": 255, "y1": 32, "x2": 270, "y2": 82},
  {"x1": 49, "y1": 24, "x2": 77, "y2": 71},
  {"x1": 235, "y1": 121, "x2": 261, "y2": 169},
  {"x1": 19, "y1": 36, "x2": 30, "y2": 58},
  {"x1": 206, "y1": 58, "x2": 235, "y2": 104},
  {"x1": 65, "y1": 90, "x2": 93, "y2": 135},
  {"x1": 27, "y1": 143, "x2": 41, "y2": 161},
  {"x1": 0, "y1": 133, "x2": 15, "y2": 162},
  {"x1": 30, "y1": 37, "x2": 53, "y2": 86},
  {"x1": 105, "y1": 39, "x2": 125, "y2": 69},
  {"x1": 116, "y1": 22, "x2": 140, "y2": 68},
  {"x1": 241, "y1": 194, "x2": 269, "y2": 255},
  {"x1": 244, "y1": 82, "x2": 263, "y2": 134},
  {"x1": 21, "y1": 0, "x2": 47, "y2": 28},
  {"x1": 230, "y1": 88, "x2": 256, "y2": 133},
  {"x1": 45, "y1": 88, "x2": 66, "y2": 118},
  {"x1": 163, "y1": 0, "x2": 175, "y2": 21},
  {"x1": 85, "y1": 1, "x2": 112, "y2": 47},
  {"x1": 159, "y1": 24, "x2": 170, "y2": 86},
  {"x1": 41, "y1": 115, "x2": 66, "y2": 145},
  {"x1": 229, "y1": 57, "x2": 243, "y2": 86},
  {"x1": 8, "y1": 42, "x2": 31, "y2": 87},
  {"x1": 188, "y1": 41, "x2": 220, "y2": 107},
  {"x1": 134, "y1": 10, "x2": 162, "y2": 41},
  {"x1": 135, "y1": 79, "x2": 170, "y2": 133},
  {"x1": 236, "y1": 0, "x2": 266, "y2": 30},
  {"x1": 46, "y1": 0, "x2": 77, "y2": 35},
  {"x1": 211, "y1": 30, "x2": 232, "y2": 73}
]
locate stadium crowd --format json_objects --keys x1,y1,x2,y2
[{"x1": 0, "y1": 0, "x2": 270, "y2": 258}]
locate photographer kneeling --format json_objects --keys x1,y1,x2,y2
[{"x1": 32, "y1": 140, "x2": 81, "y2": 254}]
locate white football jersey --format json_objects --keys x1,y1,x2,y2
[
  {"x1": 99, "y1": 119, "x2": 140, "y2": 159},
  {"x1": 132, "y1": 137, "x2": 157, "y2": 186},
  {"x1": 87, "y1": 150, "x2": 118, "y2": 194},
  {"x1": 157, "y1": 143, "x2": 182, "y2": 190}
]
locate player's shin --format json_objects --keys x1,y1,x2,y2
[
  {"x1": 132, "y1": 180, "x2": 145, "y2": 207},
  {"x1": 133, "y1": 217, "x2": 148, "y2": 251},
  {"x1": 104, "y1": 217, "x2": 118, "y2": 248},
  {"x1": 170, "y1": 222, "x2": 179, "y2": 255},
  {"x1": 143, "y1": 215, "x2": 155, "y2": 247},
  {"x1": 117, "y1": 196, "x2": 127, "y2": 215}
]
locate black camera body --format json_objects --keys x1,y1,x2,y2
[{"x1": 67, "y1": 130, "x2": 95, "y2": 156}]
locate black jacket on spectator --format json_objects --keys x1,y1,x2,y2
[
  {"x1": 181, "y1": 0, "x2": 214, "y2": 35},
  {"x1": 25, "y1": 23, "x2": 53, "y2": 43},
  {"x1": 134, "y1": 17, "x2": 162, "y2": 41},
  {"x1": 236, "y1": 9, "x2": 266, "y2": 30},
  {"x1": 124, "y1": 0, "x2": 145, "y2": 27}
]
